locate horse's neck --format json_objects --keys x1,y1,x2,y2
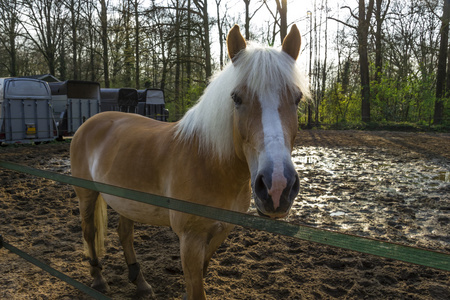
[{"x1": 177, "y1": 132, "x2": 250, "y2": 183}]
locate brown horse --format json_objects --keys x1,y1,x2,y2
[{"x1": 70, "y1": 25, "x2": 309, "y2": 299}]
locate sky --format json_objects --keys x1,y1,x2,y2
[{"x1": 209, "y1": 0, "x2": 350, "y2": 70}]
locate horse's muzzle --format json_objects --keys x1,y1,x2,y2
[{"x1": 252, "y1": 165, "x2": 299, "y2": 219}]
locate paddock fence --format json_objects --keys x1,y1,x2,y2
[{"x1": 0, "y1": 160, "x2": 449, "y2": 299}]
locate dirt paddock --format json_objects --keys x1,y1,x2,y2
[{"x1": 0, "y1": 130, "x2": 449, "y2": 299}]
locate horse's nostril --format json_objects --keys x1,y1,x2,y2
[
  {"x1": 254, "y1": 174, "x2": 269, "y2": 200},
  {"x1": 290, "y1": 174, "x2": 300, "y2": 199}
]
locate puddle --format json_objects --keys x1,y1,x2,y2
[
  {"x1": 433, "y1": 171, "x2": 450, "y2": 182},
  {"x1": 288, "y1": 146, "x2": 450, "y2": 251},
  {"x1": 330, "y1": 211, "x2": 345, "y2": 217}
]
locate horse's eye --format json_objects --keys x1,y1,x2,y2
[
  {"x1": 231, "y1": 92, "x2": 242, "y2": 106},
  {"x1": 295, "y1": 92, "x2": 303, "y2": 105}
]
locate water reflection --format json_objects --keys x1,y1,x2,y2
[{"x1": 288, "y1": 146, "x2": 450, "y2": 252}]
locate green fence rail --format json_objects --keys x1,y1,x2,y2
[
  {"x1": 1, "y1": 160, "x2": 449, "y2": 274},
  {"x1": 0, "y1": 235, "x2": 111, "y2": 300}
]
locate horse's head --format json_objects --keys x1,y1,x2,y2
[{"x1": 227, "y1": 25, "x2": 306, "y2": 219}]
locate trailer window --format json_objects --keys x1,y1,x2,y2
[{"x1": 7, "y1": 80, "x2": 49, "y2": 97}]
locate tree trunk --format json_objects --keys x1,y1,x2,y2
[
  {"x1": 100, "y1": 0, "x2": 110, "y2": 87},
  {"x1": 193, "y1": 0, "x2": 211, "y2": 79},
  {"x1": 124, "y1": 1, "x2": 132, "y2": 88},
  {"x1": 321, "y1": 0, "x2": 329, "y2": 125},
  {"x1": 307, "y1": 10, "x2": 312, "y2": 128},
  {"x1": 69, "y1": 0, "x2": 79, "y2": 80},
  {"x1": 186, "y1": 0, "x2": 192, "y2": 89},
  {"x1": 174, "y1": 0, "x2": 181, "y2": 115},
  {"x1": 434, "y1": 0, "x2": 450, "y2": 124},
  {"x1": 216, "y1": 0, "x2": 224, "y2": 69},
  {"x1": 9, "y1": 13, "x2": 17, "y2": 77},
  {"x1": 1, "y1": 0, "x2": 20, "y2": 77},
  {"x1": 134, "y1": 0, "x2": 140, "y2": 89},
  {"x1": 275, "y1": 0, "x2": 287, "y2": 42},
  {"x1": 86, "y1": 0, "x2": 95, "y2": 82},
  {"x1": 374, "y1": 0, "x2": 383, "y2": 82},
  {"x1": 244, "y1": 0, "x2": 250, "y2": 40},
  {"x1": 358, "y1": 0, "x2": 374, "y2": 123}
]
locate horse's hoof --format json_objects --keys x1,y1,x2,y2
[
  {"x1": 136, "y1": 285, "x2": 156, "y2": 299},
  {"x1": 91, "y1": 277, "x2": 110, "y2": 294},
  {"x1": 134, "y1": 272, "x2": 155, "y2": 299},
  {"x1": 136, "y1": 290, "x2": 156, "y2": 299}
]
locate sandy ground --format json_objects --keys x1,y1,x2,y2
[{"x1": 0, "y1": 130, "x2": 449, "y2": 299}]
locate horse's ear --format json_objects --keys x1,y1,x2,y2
[
  {"x1": 227, "y1": 25, "x2": 247, "y2": 62},
  {"x1": 282, "y1": 24, "x2": 301, "y2": 61}
]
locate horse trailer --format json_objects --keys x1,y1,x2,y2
[
  {"x1": 49, "y1": 80, "x2": 101, "y2": 137},
  {"x1": 137, "y1": 89, "x2": 169, "y2": 121},
  {"x1": 100, "y1": 88, "x2": 139, "y2": 113},
  {"x1": 0, "y1": 78, "x2": 56, "y2": 144}
]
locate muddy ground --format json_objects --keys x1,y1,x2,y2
[{"x1": 0, "y1": 130, "x2": 449, "y2": 299}]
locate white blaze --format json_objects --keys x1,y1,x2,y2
[{"x1": 258, "y1": 90, "x2": 289, "y2": 209}]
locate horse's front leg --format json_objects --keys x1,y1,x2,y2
[
  {"x1": 178, "y1": 221, "x2": 232, "y2": 300},
  {"x1": 117, "y1": 215, "x2": 155, "y2": 299},
  {"x1": 179, "y1": 232, "x2": 207, "y2": 300}
]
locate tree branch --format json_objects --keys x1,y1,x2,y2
[
  {"x1": 341, "y1": 5, "x2": 358, "y2": 20},
  {"x1": 328, "y1": 16, "x2": 357, "y2": 30}
]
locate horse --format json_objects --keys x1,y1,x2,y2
[{"x1": 70, "y1": 24, "x2": 309, "y2": 299}]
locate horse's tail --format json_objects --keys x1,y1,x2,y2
[
  {"x1": 84, "y1": 194, "x2": 108, "y2": 256},
  {"x1": 94, "y1": 195, "x2": 108, "y2": 256}
]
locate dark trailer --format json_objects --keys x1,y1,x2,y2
[
  {"x1": 137, "y1": 89, "x2": 169, "y2": 121},
  {"x1": 49, "y1": 80, "x2": 101, "y2": 137},
  {"x1": 100, "y1": 88, "x2": 138, "y2": 113},
  {"x1": 0, "y1": 78, "x2": 56, "y2": 144}
]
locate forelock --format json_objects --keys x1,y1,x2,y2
[{"x1": 232, "y1": 43, "x2": 310, "y2": 99}]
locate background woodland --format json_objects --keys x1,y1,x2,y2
[{"x1": 0, "y1": 0, "x2": 448, "y2": 127}]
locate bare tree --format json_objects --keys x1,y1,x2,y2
[
  {"x1": 216, "y1": 0, "x2": 225, "y2": 69},
  {"x1": 193, "y1": 0, "x2": 211, "y2": 78},
  {"x1": 174, "y1": 0, "x2": 184, "y2": 114},
  {"x1": 134, "y1": 0, "x2": 141, "y2": 89},
  {"x1": 330, "y1": 0, "x2": 374, "y2": 122},
  {"x1": 0, "y1": 0, "x2": 21, "y2": 76},
  {"x1": 99, "y1": 0, "x2": 110, "y2": 87},
  {"x1": 357, "y1": 0, "x2": 374, "y2": 122},
  {"x1": 321, "y1": 0, "x2": 329, "y2": 123},
  {"x1": 81, "y1": 0, "x2": 99, "y2": 82},
  {"x1": 64, "y1": 0, "x2": 83, "y2": 80},
  {"x1": 435, "y1": 0, "x2": 449, "y2": 124},
  {"x1": 243, "y1": 0, "x2": 264, "y2": 40},
  {"x1": 374, "y1": 0, "x2": 390, "y2": 83},
  {"x1": 21, "y1": 0, "x2": 66, "y2": 76},
  {"x1": 120, "y1": 0, "x2": 133, "y2": 87},
  {"x1": 262, "y1": 0, "x2": 287, "y2": 43},
  {"x1": 275, "y1": 0, "x2": 287, "y2": 41}
]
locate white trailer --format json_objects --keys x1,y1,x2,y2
[{"x1": 0, "y1": 78, "x2": 56, "y2": 144}]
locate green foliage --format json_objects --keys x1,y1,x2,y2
[
  {"x1": 370, "y1": 68, "x2": 437, "y2": 124},
  {"x1": 318, "y1": 60, "x2": 449, "y2": 130},
  {"x1": 320, "y1": 81, "x2": 361, "y2": 124},
  {"x1": 167, "y1": 81, "x2": 206, "y2": 122}
]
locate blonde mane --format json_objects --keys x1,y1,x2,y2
[{"x1": 175, "y1": 43, "x2": 310, "y2": 161}]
